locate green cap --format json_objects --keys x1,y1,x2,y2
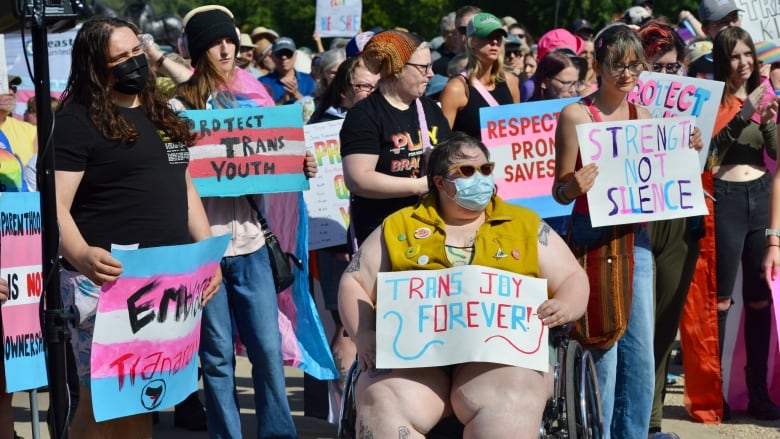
[{"x1": 466, "y1": 13, "x2": 508, "y2": 39}]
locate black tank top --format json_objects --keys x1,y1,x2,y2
[{"x1": 452, "y1": 80, "x2": 514, "y2": 138}]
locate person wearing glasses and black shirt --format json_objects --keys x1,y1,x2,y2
[
  {"x1": 440, "y1": 12, "x2": 519, "y2": 138},
  {"x1": 340, "y1": 30, "x2": 451, "y2": 246}
]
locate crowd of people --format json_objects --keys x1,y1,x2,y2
[{"x1": 1, "y1": 0, "x2": 780, "y2": 438}]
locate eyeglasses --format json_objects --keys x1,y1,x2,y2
[
  {"x1": 505, "y1": 49, "x2": 522, "y2": 58},
  {"x1": 651, "y1": 62, "x2": 682, "y2": 74},
  {"x1": 447, "y1": 162, "x2": 495, "y2": 178},
  {"x1": 405, "y1": 62, "x2": 433, "y2": 76},
  {"x1": 607, "y1": 62, "x2": 645, "y2": 77},
  {"x1": 550, "y1": 77, "x2": 582, "y2": 90},
  {"x1": 351, "y1": 83, "x2": 375, "y2": 93}
]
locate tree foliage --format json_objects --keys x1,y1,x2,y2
[{"x1": 98, "y1": 0, "x2": 702, "y2": 50}]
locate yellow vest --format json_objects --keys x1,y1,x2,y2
[
  {"x1": 0, "y1": 117, "x2": 36, "y2": 166},
  {"x1": 383, "y1": 194, "x2": 541, "y2": 278}
]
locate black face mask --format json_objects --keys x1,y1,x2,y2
[{"x1": 112, "y1": 53, "x2": 149, "y2": 95}]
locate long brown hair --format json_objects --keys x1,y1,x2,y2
[
  {"x1": 174, "y1": 54, "x2": 230, "y2": 110},
  {"x1": 60, "y1": 17, "x2": 193, "y2": 144},
  {"x1": 713, "y1": 27, "x2": 761, "y2": 103}
]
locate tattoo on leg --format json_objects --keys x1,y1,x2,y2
[
  {"x1": 538, "y1": 222, "x2": 551, "y2": 246},
  {"x1": 345, "y1": 249, "x2": 362, "y2": 273},
  {"x1": 359, "y1": 419, "x2": 374, "y2": 439},
  {"x1": 398, "y1": 426, "x2": 410, "y2": 438}
]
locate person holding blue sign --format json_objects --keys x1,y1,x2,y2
[
  {"x1": 54, "y1": 16, "x2": 221, "y2": 438},
  {"x1": 339, "y1": 132, "x2": 589, "y2": 439},
  {"x1": 552, "y1": 24, "x2": 700, "y2": 438},
  {"x1": 171, "y1": 6, "x2": 318, "y2": 439},
  {"x1": 710, "y1": 27, "x2": 779, "y2": 421}
]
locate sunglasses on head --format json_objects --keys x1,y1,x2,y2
[{"x1": 447, "y1": 162, "x2": 495, "y2": 178}]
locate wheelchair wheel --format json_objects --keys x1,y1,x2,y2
[{"x1": 565, "y1": 341, "x2": 604, "y2": 438}]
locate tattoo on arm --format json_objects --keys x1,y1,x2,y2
[
  {"x1": 399, "y1": 426, "x2": 410, "y2": 438},
  {"x1": 538, "y1": 222, "x2": 551, "y2": 247},
  {"x1": 345, "y1": 248, "x2": 362, "y2": 273},
  {"x1": 359, "y1": 419, "x2": 374, "y2": 439}
]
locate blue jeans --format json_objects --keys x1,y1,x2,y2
[
  {"x1": 199, "y1": 246, "x2": 297, "y2": 439},
  {"x1": 570, "y1": 215, "x2": 655, "y2": 438}
]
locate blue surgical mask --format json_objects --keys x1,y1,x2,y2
[{"x1": 448, "y1": 173, "x2": 495, "y2": 211}]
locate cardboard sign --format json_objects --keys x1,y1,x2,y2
[
  {"x1": 480, "y1": 98, "x2": 578, "y2": 219},
  {"x1": 736, "y1": 0, "x2": 780, "y2": 44},
  {"x1": 180, "y1": 106, "x2": 309, "y2": 197},
  {"x1": 90, "y1": 234, "x2": 230, "y2": 422},
  {"x1": 575, "y1": 116, "x2": 708, "y2": 227},
  {"x1": 0, "y1": 192, "x2": 47, "y2": 392},
  {"x1": 315, "y1": 0, "x2": 362, "y2": 38},
  {"x1": 303, "y1": 120, "x2": 350, "y2": 250},
  {"x1": 376, "y1": 265, "x2": 548, "y2": 372},
  {"x1": 628, "y1": 72, "x2": 724, "y2": 171}
]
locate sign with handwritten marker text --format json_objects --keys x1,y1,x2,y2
[
  {"x1": 303, "y1": 120, "x2": 351, "y2": 250},
  {"x1": 90, "y1": 234, "x2": 230, "y2": 422},
  {"x1": 627, "y1": 72, "x2": 724, "y2": 171},
  {"x1": 180, "y1": 106, "x2": 309, "y2": 197},
  {"x1": 376, "y1": 265, "x2": 548, "y2": 371},
  {"x1": 736, "y1": 0, "x2": 780, "y2": 45},
  {"x1": 1, "y1": 192, "x2": 47, "y2": 392},
  {"x1": 576, "y1": 116, "x2": 708, "y2": 227},
  {"x1": 315, "y1": 0, "x2": 362, "y2": 37},
  {"x1": 480, "y1": 98, "x2": 578, "y2": 219}
]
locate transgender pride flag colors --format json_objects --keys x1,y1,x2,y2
[
  {"x1": 0, "y1": 192, "x2": 47, "y2": 392},
  {"x1": 181, "y1": 105, "x2": 310, "y2": 197},
  {"x1": 90, "y1": 234, "x2": 230, "y2": 422},
  {"x1": 479, "y1": 98, "x2": 578, "y2": 219}
]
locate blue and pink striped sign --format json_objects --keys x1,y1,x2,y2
[
  {"x1": 0, "y1": 192, "x2": 47, "y2": 392},
  {"x1": 479, "y1": 98, "x2": 577, "y2": 219},
  {"x1": 180, "y1": 105, "x2": 309, "y2": 197},
  {"x1": 90, "y1": 234, "x2": 229, "y2": 422}
]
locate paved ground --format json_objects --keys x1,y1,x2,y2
[{"x1": 11, "y1": 355, "x2": 777, "y2": 438}]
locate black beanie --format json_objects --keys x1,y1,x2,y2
[{"x1": 183, "y1": 6, "x2": 239, "y2": 65}]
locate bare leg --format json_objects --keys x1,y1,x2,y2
[
  {"x1": 356, "y1": 367, "x2": 450, "y2": 438},
  {"x1": 452, "y1": 363, "x2": 551, "y2": 439}
]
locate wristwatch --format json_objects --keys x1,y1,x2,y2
[{"x1": 765, "y1": 228, "x2": 780, "y2": 238}]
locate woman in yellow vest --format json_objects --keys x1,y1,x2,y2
[{"x1": 338, "y1": 132, "x2": 588, "y2": 438}]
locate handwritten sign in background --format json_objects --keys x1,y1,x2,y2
[
  {"x1": 376, "y1": 265, "x2": 548, "y2": 371},
  {"x1": 576, "y1": 116, "x2": 708, "y2": 227},
  {"x1": 180, "y1": 106, "x2": 309, "y2": 197},
  {"x1": 736, "y1": 0, "x2": 780, "y2": 45},
  {"x1": 303, "y1": 120, "x2": 351, "y2": 250},
  {"x1": 628, "y1": 72, "x2": 724, "y2": 171},
  {"x1": 0, "y1": 192, "x2": 47, "y2": 392},
  {"x1": 315, "y1": 0, "x2": 362, "y2": 38},
  {"x1": 480, "y1": 98, "x2": 577, "y2": 219},
  {"x1": 90, "y1": 234, "x2": 230, "y2": 422}
]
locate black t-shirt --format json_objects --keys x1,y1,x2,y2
[
  {"x1": 340, "y1": 93, "x2": 451, "y2": 244},
  {"x1": 452, "y1": 80, "x2": 514, "y2": 138},
  {"x1": 54, "y1": 103, "x2": 192, "y2": 254}
]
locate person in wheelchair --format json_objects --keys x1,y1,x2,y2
[{"x1": 338, "y1": 132, "x2": 589, "y2": 438}]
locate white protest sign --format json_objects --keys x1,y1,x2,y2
[
  {"x1": 0, "y1": 35, "x2": 7, "y2": 94},
  {"x1": 576, "y1": 116, "x2": 708, "y2": 227},
  {"x1": 628, "y1": 72, "x2": 724, "y2": 171},
  {"x1": 376, "y1": 265, "x2": 548, "y2": 372},
  {"x1": 736, "y1": 0, "x2": 780, "y2": 44},
  {"x1": 315, "y1": 0, "x2": 362, "y2": 38},
  {"x1": 303, "y1": 119, "x2": 351, "y2": 250}
]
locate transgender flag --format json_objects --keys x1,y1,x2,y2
[
  {"x1": 181, "y1": 106, "x2": 310, "y2": 197},
  {"x1": 90, "y1": 235, "x2": 230, "y2": 422},
  {"x1": 0, "y1": 192, "x2": 47, "y2": 392}
]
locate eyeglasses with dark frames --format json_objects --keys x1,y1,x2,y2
[
  {"x1": 651, "y1": 62, "x2": 682, "y2": 74},
  {"x1": 607, "y1": 62, "x2": 645, "y2": 77},
  {"x1": 550, "y1": 77, "x2": 582, "y2": 90},
  {"x1": 505, "y1": 49, "x2": 522, "y2": 58},
  {"x1": 405, "y1": 62, "x2": 433, "y2": 76},
  {"x1": 351, "y1": 83, "x2": 375, "y2": 93},
  {"x1": 447, "y1": 162, "x2": 495, "y2": 178}
]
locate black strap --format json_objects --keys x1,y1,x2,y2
[{"x1": 245, "y1": 195, "x2": 303, "y2": 269}]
